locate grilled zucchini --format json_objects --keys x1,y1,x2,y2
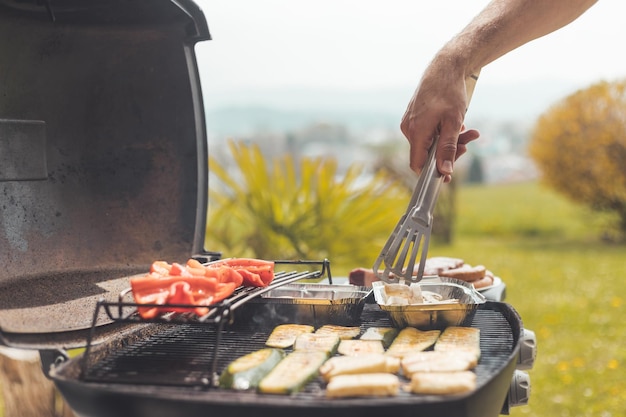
[
  {"x1": 258, "y1": 350, "x2": 328, "y2": 394},
  {"x1": 294, "y1": 333, "x2": 340, "y2": 356},
  {"x1": 385, "y1": 327, "x2": 441, "y2": 358},
  {"x1": 265, "y1": 324, "x2": 315, "y2": 348},
  {"x1": 434, "y1": 326, "x2": 481, "y2": 359},
  {"x1": 315, "y1": 324, "x2": 361, "y2": 340},
  {"x1": 219, "y1": 348, "x2": 285, "y2": 390},
  {"x1": 359, "y1": 327, "x2": 399, "y2": 348}
]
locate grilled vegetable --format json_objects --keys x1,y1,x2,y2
[
  {"x1": 315, "y1": 325, "x2": 361, "y2": 340},
  {"x1": 337, "y1": 339, "x2": 385, "y2": 356},
  {"x1": 359, "y1": 327, "x2": 399, "y2": 348},
  {"x1": 265, "y1": 324, "x2": 315, "y2": 348},
  {"x1": 219, "y1": 348, "x2": 285, "y2": 390},
  {"x1": 294, "y1": 333, "x2": 340, "y2": 356},
  {"x1": 258, "y1": 350, "x2": 328, "y2": 394},
  {"x1": 209, "y1": 258, "x2": 275, "y2": 287},
  {"x1": 434, "y1": 326, "x2": 481, "y2": 359},
  {"x1": 385, "y1": 327, "x2": 441, "y2": 358}
]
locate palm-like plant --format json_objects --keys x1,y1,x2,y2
[{"x1": 206, "y1": 140, "x2": 410, "y2": 271}]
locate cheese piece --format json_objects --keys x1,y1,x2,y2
[
  {"x1": 319, "y1": 354, "x2": 400, "y2": 382},
  {"x1": 385, "y1": 327, "x2": 441, "y2": 359},
  {"x1": 409, "y1": 371, "x2": 477, "y2": 395},
  {"x1": 326, "y1": 373, "x2": 400, "y2": 398},
  {"x1": 337, "y1": 339, "x2": 385, "y2": 356},
  {"x1": 401, "y1": 350, "x2": 478, "y2": 377}
]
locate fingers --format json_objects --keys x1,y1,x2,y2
[
  {"x1": 436, "y1": 116, "x2": 465, "y2": 176},
  {"x1": 455, "y1": 129, "x2": 480, "y2": 161},
  {"x1": 404, "y1": 118, "x2": 480, "y2": 179}
]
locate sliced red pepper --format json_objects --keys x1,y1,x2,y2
[
  {"x1": 169, "y1": 262, "x2": 194, "y2": 277},
  {"x1": 211, "y1": 258, "x2": 275, "y2": 287},
  {"x1": 131, "y1": 257, "x2": 274, "y2": 319},
  {"x1": 165, "y1": 281, "x2": 212, "y2": 316},
  {"x1": 150, "y1": 261, "x2": 171, "y2": 276},
  {"x1": 234, "y1": 269, "x2": 264, "y2": 287},
  {"x1": 131, "y1": 274, "x2": 225, "y2": 319},
  {"x1": 130, "y1": 275, "x2": 219, "y2": 295}
]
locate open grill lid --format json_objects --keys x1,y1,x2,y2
[{"x1": 0, "y1": 0, "x2": 211, "y2": 349}]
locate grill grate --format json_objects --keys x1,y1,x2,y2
[
  {"x1": 82, "y1": 301, "x2": 519, "y2": 397},
  {"x1": 80, "y1": 260, "x2": 332, "y2": 382}
]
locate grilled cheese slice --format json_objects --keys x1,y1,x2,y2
[
  {"x1": 409, "y1": 371, "x2": 477, "y2": 395},
  {"x1": 326, "y1": 373, "x2": 400, "y2": 398},
  {"x1": 401, "y1": 350, "x2": 478, "y2": 377},
  {"x1": 337, "y1": 339, "x2": 385, "y2": 356},
  {"x1": 385, "y1": 327, "x2": 441, "y2": 359},
  {"x1": 319, "y1": 354, "x2": 400, "y2": 382}
]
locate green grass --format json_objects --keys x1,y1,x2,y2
[{"x1": 427, "y1": 182, "x2": 626, "y2": 417}]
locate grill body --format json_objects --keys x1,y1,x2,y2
[{"x1": 49, "y1": 301, "x2": 523, "y2": 417}]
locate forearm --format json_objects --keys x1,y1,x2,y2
[{"x1": 440, "y1": 0, "x2": 598, "y2": 76}]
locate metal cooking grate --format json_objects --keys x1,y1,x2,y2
[
  {"x1": 81, "y1": 302, "x2": 518, "y2": 396},
  {"x1": 80, "y1": 260, "x2": 332, "y2": 381}
]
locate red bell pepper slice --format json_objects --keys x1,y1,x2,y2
[{"x1": 210, "y1": 258, "x2": 275, "y2": 287}]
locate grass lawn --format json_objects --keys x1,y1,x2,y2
[{"x1": 429, "y1": 181, "x2": 626, "y2": 417}]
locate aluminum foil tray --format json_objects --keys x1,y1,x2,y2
[
  {"x1": 373, "y1": 276, "x2": 486, "y2": 329},
  {"x1": 234, "y1": 284, "x2": 372, "y2": 328}
]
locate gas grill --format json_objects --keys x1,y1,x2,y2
[{"x1": 0, "y1": 1, "x2": 535, "y2": 416}]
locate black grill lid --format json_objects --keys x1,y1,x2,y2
[{"x1": 0, "y1": 0, "x2": 211, "y2": 348}]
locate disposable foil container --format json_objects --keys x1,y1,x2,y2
[
  {"x1": 235, "y1": 284, "x2": 372, "y2": 328},
  {"x1": 373, "y1": 276, "x2": 486, "y2": 330}
]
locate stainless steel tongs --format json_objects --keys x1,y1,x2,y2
[{"x1": 373, "y1": 72, "x2": 480, "y2": 284}]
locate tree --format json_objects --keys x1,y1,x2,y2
[
  {"x1": 465, "y1": 154, "x2": 485, "y2": 184},
  {"x1": 206, "y1": 140, "x2": 410, "y2": 269},
  {"x1": 528, "y1": 79, "x2": 626, "y2": 235}
]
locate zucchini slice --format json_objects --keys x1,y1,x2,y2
[
  {"x1": 434, "y1": 326, "x2": 481, "y2": 359},
  {"x1": 385, "y1": 327, "x2": 441, "y2": 358},
  {"x1": 219, "y1": 348, "x2": 285, "y2": 390},
  {"x1": 265, "y1": 324, "x2": 315, "y2": 348},
  {"x1": 315, "y1": 324, "x2": 361, "y2": 340},
  {"x1": 359, "y1": 327, "x2": 399, "y2": 348},
  {"x1": 294, "y1": 333, "x2": 340, "y2": 357},
  {"x1": 258, "y1": 350, "x2": 328, "y2": 394}
]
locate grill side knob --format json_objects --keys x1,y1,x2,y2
[
  {"x1": 508, "y1": 370, "x2": 531, "y2": 407},
  {"x1": 517, "y1": 328, "x2": 537, "y2": 370}
]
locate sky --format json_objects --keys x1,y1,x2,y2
[{"x1": 193, "y1": 0, "x2": 626, "y2": 120}]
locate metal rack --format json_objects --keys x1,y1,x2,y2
[{"x1": 79, "y1": 259, "x2": 333, "y2": 386}]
